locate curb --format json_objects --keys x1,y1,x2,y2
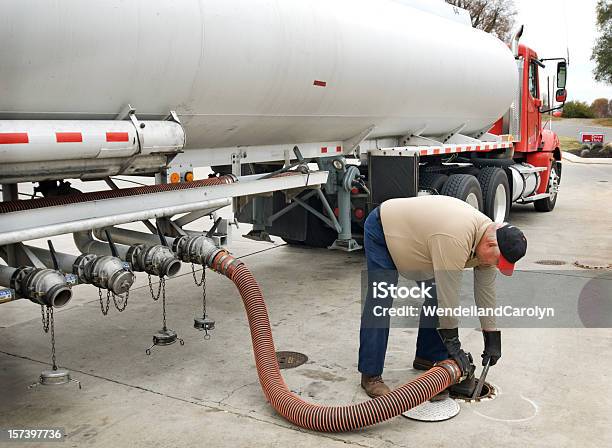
[{"x1": 562, "y1": 152, "x2": 612, "y2": 165}]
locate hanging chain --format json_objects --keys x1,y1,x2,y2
[
  {"x1": 191, "y1": 264, "x2": 205, "y2": 287},
  {"x1": 147, "y1": 275, "x2": 168, "y2": 331},
  {"x1": 112, "y1": 289, "x2": 129, "y2": 312},
  {"x1": 98, "y1": 289, "x2": 111, "y2": 315},
  {"x1": 148, "y1": 274, "x2": 165, "y2": 301},
  {"x1": 192, "y1": 264, "x2": 207, "y2": 317},
  {"x1": 161, "y1": 277, "x2": 168, "y2": 331},
  {"x1": 49, "y1": 306, "x2": 57, "y2": 370},
  {"x1": 192, "y1": 265, "x2": 213, "y2": 340},
  {"x1": 41, "y1": 305, "x2": 50, "y2": 332},
  {"x1": 40, "y1": 305, "x2": 57, "y2": 370},
  {"x1": 98, "y1": 288, "x2": 130, "y2": 315}
]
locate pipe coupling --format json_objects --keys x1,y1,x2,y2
[
  {"x1": 172, "y1": 235, "x2": 221, "y2": 267},
  {"x1": 10, "y1": 267, "x2": 73, "y2": 308},
  {"x1": 76, "y1": 254, "x2": 135, "y2": 295},
  {"x1": 433, "y1": 359, "x2": 463, "y2": 385},
  {"x1": 126, "y1": 244, "x2": 181, "y2": 278}
]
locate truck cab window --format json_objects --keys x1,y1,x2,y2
[{"x1": 528, "y1": 60, "x2": 539, "y2": 99}]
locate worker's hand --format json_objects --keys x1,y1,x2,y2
[
  {"x1": 438, "y1": 328, "x2": 475, "y2": 379},
  {"x1": 482, "y1": 330, "x2": 501, "y2": 366}
]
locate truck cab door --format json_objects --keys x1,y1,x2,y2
[{"x1": 526, "y1": 59, "x2": 542, "y2": 150}]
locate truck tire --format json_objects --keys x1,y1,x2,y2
[
  {"x1": 477, "y1": 167, "x2": 510, "y2": 223},
  {"x1": 419, "y1": 173, "x2": 448, "y2": 193},
  {"x1": 441, "y1": 174, "x2": 483, "y2": 211},
  {"x1": 534, "y1": 162, "x2": 560, "y2": 212}
]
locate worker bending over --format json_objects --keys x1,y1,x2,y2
[{"x1": 359, "y1": 195, "x2": 527, "y2": 398}]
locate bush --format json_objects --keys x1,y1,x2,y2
[{"x1": 562, "y1": 101, "x2": 596, "y2": 118}]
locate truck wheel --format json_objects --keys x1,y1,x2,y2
[
  {"x1": 534, "y1": 163, "x2": 560, "y2": 212},
  {"x1": 477, "y1": 167, "x2": 510, "y2": 223},
  {"x1": 419, "y1": 173, "x2": 448, "y2": 193},
  {"x1": 441, "y1": 174, "x2": 483, "y2": 211}
]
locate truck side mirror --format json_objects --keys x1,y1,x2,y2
[
  {"x1": 555, "y1": 89, "x2": 567, "y2": 103},
  {"x1": 557, "y1": 62, "x2": 567, "y2": 89}
]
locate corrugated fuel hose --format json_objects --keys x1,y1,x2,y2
[{"x1": 205, "y1": 248, "x2": 462, "y2": 432}]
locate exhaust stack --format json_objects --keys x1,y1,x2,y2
[{"x1": 511, "y1": 25, "x2": 524, "y2": 57}]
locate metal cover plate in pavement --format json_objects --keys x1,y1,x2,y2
[
  {"x1": 401, "y1": 397, "x2": 460, "y2": 422},
  {"x1": 276, "y1": 351, "x2": 308, "y2": 369}
]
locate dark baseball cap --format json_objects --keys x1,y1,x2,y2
[{"x1": 496, "y1": 224, "x2": 527, "y2": 276}]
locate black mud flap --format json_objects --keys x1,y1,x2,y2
[{"x1": 368, "y1": 151, "x2": 419, "y2": 209}]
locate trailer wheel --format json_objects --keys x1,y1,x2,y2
[
  {"x1": 419, "y1": 173, "x2": 448, "y2": 194},
  {"x1": 441, "y1": 174, "x2": 483, "y2": 211},
  {"x1": 477, "y1": 167, "x2": 510, "y2": 223},
  {"x1": 534, "y1": 163, "x2": 560, "y2": 212}
]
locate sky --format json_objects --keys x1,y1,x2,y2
[{"x1": 514, "y1": 0, "x2": 612, "y2": 104}]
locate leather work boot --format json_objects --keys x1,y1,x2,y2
[
  {"x1": 361, "y1": 374, "x2": 391, "y2": 398},
  {"x1": 413, "y1": 356, "x2": 435, "y2": 371}
]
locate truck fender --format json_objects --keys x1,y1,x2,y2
[
  {"x1": 526, "y1": 151, "x2": 556, "y2": 195},
  {"x1": 527, "y1": 129, "x2": 561, "y2": 195}
]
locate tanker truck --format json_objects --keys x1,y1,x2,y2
[
  {"x1": 0, "y1": 0, "x2": 567, "y2": 300},
  {"x1": 0, "y1": 0, "x2": 569, "y2": 430}
]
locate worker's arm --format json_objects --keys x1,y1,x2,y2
[
  {"x1": 429, "y1": 234, "x2": 475, "y2": 377},
  {"x1": 428, "y1": 234, "x2": 470, "y2": 329},
  {"x1": 474, "y1": 266, "x2": 502, "y2": 366},
  {"x1": 473, "y1": 265, "x2": 497, "y2": 330}
]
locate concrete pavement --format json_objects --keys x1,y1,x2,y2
[{"x1": 546, "y1": 118, "x2": 612, "y2": 142}]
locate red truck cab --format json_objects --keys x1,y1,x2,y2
[{"x1": 513, "y1": 43, "x2": 567, "y2": 206}]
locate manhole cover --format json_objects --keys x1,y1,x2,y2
[
  {"x1": 535, "y1": 260, "x2": 567, "y2": 266},
  {"x1": 450, "y1": 381, "x2": 497, "y2": 403},
  {"x1": 402, "y1": 397, "x2": 460, "y2": 422},
  {"x1": 276, "y1": 351, "x2": 308, "y2": 369},
  {"x1": 574, "y1": 260, "x2": 611, "y2": 270}
]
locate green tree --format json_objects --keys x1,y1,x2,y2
[
  {"x1": 592, "y1": 0, "x2": 612, "y2": 85},
  {"x1": 562, "y1": 101, "x2": 596, "y2": 119},
  {"x1": 445, "y1": 0, "x2": 517, "y2": 41}
]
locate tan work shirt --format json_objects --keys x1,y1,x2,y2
[{"x1": 380, "y1": 195, "x2": 497, "y2": 329}]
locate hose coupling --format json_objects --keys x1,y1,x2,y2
[
  {"x1": 172, "y1": 235, "x2": 222, "y2": 268},
  {"x1": 433, "y1": 359, "x2": 463, "y2": 385},
  {"x1": 74, "y1": 254, "x2": 135, "y2": 295},
  {"x1": 126, "y1": 244, "x2": 181, "y2": 278},
  {"x1": 10, "y1": 267, "x2": 73, "y2": 308}
]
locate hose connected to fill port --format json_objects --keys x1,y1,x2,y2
[{"x1": 200, "y1": 244, "x2": 461, "y2": 432}]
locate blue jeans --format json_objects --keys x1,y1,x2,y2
[{"x1": 358, "y1": 207, "x2": 448, "y2": 376}]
